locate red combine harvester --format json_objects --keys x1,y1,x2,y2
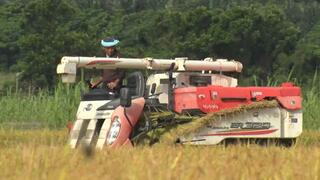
[{"x1": 57, "y1": 56, "x2": 302, "y2": 148}]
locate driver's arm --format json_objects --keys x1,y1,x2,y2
[
  {"x1": 106, "y1": 70, "x2": 125, "y2": 90},
  {"x1": 107, "y1": 78, "x2": 120, "y2": 89},
  {"x1": 90, "y1": 77, "x2": 103, "y2": 89}
]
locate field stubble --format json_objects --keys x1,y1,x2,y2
[{"x1": 0, "y1": 129, "x2": 319, "y2": 180}]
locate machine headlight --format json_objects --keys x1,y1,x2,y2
[{"x1": 106, "y1": 116, "x2": 121, "y2": 145}]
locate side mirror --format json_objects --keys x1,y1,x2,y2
[
  {"x1": 150, "y1": 83, "x2": 156, "y2": 95},
  {"x1": 120, "y1": 88, "x2": 132, "y2": 107}
]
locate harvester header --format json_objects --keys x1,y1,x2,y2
[{"x1": 57, "y1": 56, "x2": 243, "y2": 83}]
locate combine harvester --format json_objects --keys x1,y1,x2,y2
[{"x1": 57, "y1": 56, "x2": 302, "y2": 148}]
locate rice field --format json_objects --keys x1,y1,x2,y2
[{"x1": 0, "y1": 129, "x2": 319, "y2": 180}]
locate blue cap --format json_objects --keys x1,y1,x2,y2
[{"x1": 101, "y1": 38, "x2": 120, "y2": 47}]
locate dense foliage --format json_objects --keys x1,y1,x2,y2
[{"x1": 0, "y1": 0, "x2": 320, "y2": 87}]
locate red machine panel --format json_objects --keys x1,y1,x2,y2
[
  {"x1": 174, "y1": 82, "x2": 302, "y2": 114},
  {"x1": 108, "y1": 97, "x2": 145, "y2": 148}
]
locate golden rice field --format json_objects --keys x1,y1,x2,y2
[{"x1": 0, "y1": 129, "x2": 319, "y2": 180}]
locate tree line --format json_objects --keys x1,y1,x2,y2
[{"x1": 0, "y1": 0, "x2": 319, "y2": 88}]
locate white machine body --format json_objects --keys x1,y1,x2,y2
[
  {"x1": 181, "y1": 108, "x2": 302, "y2": 145},
  {"x1": 69, "y1": 100, "x2": 115, "y2": 149}
]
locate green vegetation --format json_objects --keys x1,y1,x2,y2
[
  {"x1": 0, "y1": 72, "x2": 14, "y2": 90},
  {"x1": 302, "y1": 73, "x2": 320, "y2": 130},
  {"x1": 0, "y1": 0, "x2": 320, "y2": 87},
  {"x1": 0, "y1": 84, "x2": 83, "y2": 128}
]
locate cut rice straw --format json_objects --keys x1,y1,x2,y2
[{"x1": 159, "y1": 100, "x2": 279, "y2": 144}]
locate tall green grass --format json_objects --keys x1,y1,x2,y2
[
  {"x1": 0, "y1": 72, "x2": 15, "y2": 91},
  {"x1": 0, "y1": 83, "x2": 83, "y2": 128},
  {"x1": 302, "y1": 72, "x2": 320, "y2": 130}
]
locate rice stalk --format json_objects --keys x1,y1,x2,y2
[{"x1": 159, "y1": 100, "x2": 279, "y2": 144}]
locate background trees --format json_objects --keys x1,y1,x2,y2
[{"x1": 0, "y1": 0, "x2": 319, "y2": 87}]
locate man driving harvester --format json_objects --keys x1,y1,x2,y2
[{"x1": 91, "y1": 37, "x2": 125, "y2": 92}]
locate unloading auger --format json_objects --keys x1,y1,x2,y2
[
  {"x1": 57, "y1": 56, "x2": 302, "y2": 148},
  {"x1": 57, "y1": 56, "x2": 243, "y2": 83}
]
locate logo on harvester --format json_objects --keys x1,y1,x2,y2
[
  {"x1": 203, "y1": 104, "x2": 219, "y2": 110},
  {"x1": 230, "y1": 122, "x2": 271, "y2": 129},
  {"x1": 84, "y1": 104, "x2": 93, "y2": 111},
  {"x1": 251, "y1": 91, "x2": 263, "y2": 98}
]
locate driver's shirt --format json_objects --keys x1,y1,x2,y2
[
  {"x1": 102, "y1": 52, "x2": 125, "y2": 90},
  {"x1": 102, "y1": 69, "x2": 125, "y2": 84}
]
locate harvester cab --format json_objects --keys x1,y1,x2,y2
[
  {"x1": 57, "y1": 56, "x2": 302, "y2": 148},
  {"x1": 68, "y1": 71, "x2": 146, "y2": 148}
]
